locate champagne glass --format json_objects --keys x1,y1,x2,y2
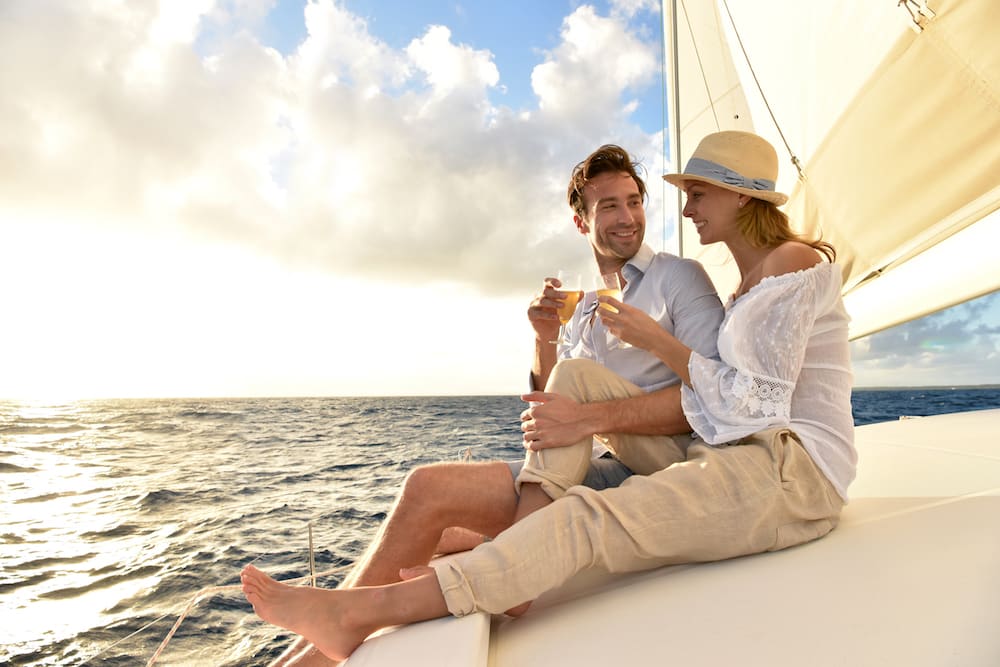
[
  {"x1": 597, "y1": 272, "x2": 631, "y2": 349},
  {"x1": 550, "y1": 270, "x2": 583, "y2": 345}
]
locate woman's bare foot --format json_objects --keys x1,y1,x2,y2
[
  {"x1": 241, "y1": 565, "x2": 371, "y2": 661},
  {"x1": 434, "y1": 526, "x2": 487, "y2": 555}
]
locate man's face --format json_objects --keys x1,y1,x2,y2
[{"x1": 576, "y1": 171, "x2": 645, "y2": 271}]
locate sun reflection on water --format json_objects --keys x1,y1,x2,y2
[{"x1": 1, "y1": 399, "x2": 171, "y2": 660}]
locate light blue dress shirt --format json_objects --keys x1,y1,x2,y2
[{"x1": 560, "y1": 244, "x2": 724, "y2": 392}]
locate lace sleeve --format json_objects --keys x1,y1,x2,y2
[{"x1": 681, "y1": 264, "x2": 836, "y2": 444}]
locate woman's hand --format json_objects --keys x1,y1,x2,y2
[
  {"x1": 596, "y1": 295, "x2": 667, "y2": 351},
  {"x1": 598, "y1": 295, "x2": 693, "y2": 384}
]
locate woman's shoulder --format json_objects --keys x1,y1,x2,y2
[{"x1": 761, "y1": 241, "x2": 824, "y2": 278}]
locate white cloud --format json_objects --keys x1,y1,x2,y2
[
  {"x1": 0, "y1": 0, "x2": 663, "y2": 297},
  {"x1": 0, "y1": 0, "x2": 666, "y2": 397},
  {"x1": 610, "y1": 0, "x2": 661, "y2": 20},
  {"x1": 531, "y1": 5, "x2": 657, "y2": 133},
  {"x1": 406, "y1": 25, "x2": 499, "y2": 100},
  {"x1": 851, "y1": 293, "x2": 1000, "y2": 386}
]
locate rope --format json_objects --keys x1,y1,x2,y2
[
  {"x1": 144, "y1": 583, "x2": 241, "y2": 667},
  {"x1": 80, "y1": 445, "x2": 473, "y2": 664},
  {"x1": 144, "y1": 564, "x2": 353, "y2": 666},
  {"x1": 719, "y1": 0, "x2": 803, "y2": 178}
]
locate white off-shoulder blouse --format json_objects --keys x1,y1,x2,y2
[{"x1": 681, "y1": 261, "x2": 857, "y2": 500}]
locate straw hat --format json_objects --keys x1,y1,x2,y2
[{"x1": 662, "y1": 131, "x2": 788, "y2": 205}]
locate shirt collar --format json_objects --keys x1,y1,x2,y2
[
  {"x1": 623, "y1": 244, "x2": 654, "y2": 281},
  {"x1": 583, "y1": 244, "x2": 653, "y2": 318}
]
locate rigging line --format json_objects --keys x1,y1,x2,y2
[
  {"x1": 74, "y1": 553, "x2": 271, "y2": 666},
  {"x1": 74, "y1": 487, "x2": 358, "y2": 665},
  {"x1": 719, "y1": 0, "x2": 803, "y2": 178},
  {"x1": 73, "y1": 609, "x2": 177, "y2": 666},
  {"x1": 143, "y1": 564, "x2": 354, "y2": 667}
]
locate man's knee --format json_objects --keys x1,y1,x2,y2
[
  {"x1": 401, "y1": 463, "x2": 451, "y2": 505},
  {"x1": 402, "y1": 461, "x2": 514, "y2": 507},
  {"x1": 546, "y1": 358, "x2": 602, "y2": 394}
]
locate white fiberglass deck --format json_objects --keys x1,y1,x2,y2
[{"x1": 345, "y1": 408, "x2": 1000, "y2": 667}]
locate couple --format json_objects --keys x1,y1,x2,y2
[{"x1": 241, "y1": 131, "x2": 857, "y2": 664}]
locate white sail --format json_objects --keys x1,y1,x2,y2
[{"x1": 665, "y1": 0, "x2": 1000, "y2": 339}]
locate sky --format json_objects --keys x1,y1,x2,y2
[{"x1": 1, "y1": 0, "x2": 998, "y2": 400}]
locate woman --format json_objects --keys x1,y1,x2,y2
[{"x1": 240, "y1": 131, "x2": 857, "y2": 662}]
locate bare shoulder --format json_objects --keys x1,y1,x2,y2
[{"x1": 761, "y1": 241, "x2": 823, "y2": 278}]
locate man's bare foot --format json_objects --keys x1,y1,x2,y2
[{"x1": 241, "y1": 565, "x2": 370, "y2": 661}]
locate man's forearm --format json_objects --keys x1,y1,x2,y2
[
  {"x1": 578, "y1": 384, "x2": 690, "y2": 436},
  {"x1": 531, "y1": 337, "x2": 558, "y2": 391}
]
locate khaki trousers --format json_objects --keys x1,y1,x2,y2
[
  {"x1": 435, "y1": 360, "x2": 844, "y2": 616},
  {"x1": 517, "y1": 359, "x2": 691, "y2": 497}
]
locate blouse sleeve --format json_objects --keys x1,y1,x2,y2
[{"x1": 681, "y1": 264, "x2": 835, "y2": 444}]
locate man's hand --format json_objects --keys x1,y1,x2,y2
[
  {"x1": 520, "y1": 391, "x2": 597, "y2": 450},
  {"x1": 527, "y1": 277, "x2": 568, "y2": 344}
]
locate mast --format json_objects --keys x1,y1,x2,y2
[{"x1": 663, "y1": 0, "x2": 683, "y2": 256}]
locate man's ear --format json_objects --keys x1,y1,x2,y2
[{"x1": 573, "y1": 214, "x2": 589, "y2": 235}]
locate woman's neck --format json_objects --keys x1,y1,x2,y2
[{"x1": 725, "y1": 239, "x2": 772, "y2": 298}]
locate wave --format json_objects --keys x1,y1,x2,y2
[
  {"x1": 139, "y1": 488, "x2": 187, "y2": 511},
  {"x1": 15, "y1": 491, "x2": 68, "y2": 503},
  {"x1": 38, "y1": 565, "x2": 162, "y2": 600},
  {"x1": 0, "y1": 423, "x2": 86, "y2": 435},
  {"x1": 0, "y1": 571, "x2": 54, "y2": 594},
  {"x1": 0, "y1": 462, "x2": 38, "y2": 473},
  {"x1": 17, "y1": 552, "x2": 98, "y2": 569},
  {"x1": 80, "y1": 523, "x2": 142, "y2": 540},
  {"x1": 175, "y1": 408, "x2": 246, "y2": 422}
]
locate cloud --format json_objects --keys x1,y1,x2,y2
[
  {"x1": 851, "y1": 292, "x2": 1000, "y2": 386},
  {"x1": 0, "y1": 0, "x2": 664, "y2": 296},
  {"x1": 531, "y1": 5, "x2": 657, "y2": 132}
]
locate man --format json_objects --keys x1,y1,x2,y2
[{"x1": 263, "y1": 144, "x2": 723, "y2": 666}]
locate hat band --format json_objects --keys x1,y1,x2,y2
[{"x1": 684, "y1": 157, "x2": 775, "y2": 193}]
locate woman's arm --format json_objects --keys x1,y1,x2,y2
[{"x1": 597, "y1": 296, "x2": 694, "y2": 385}]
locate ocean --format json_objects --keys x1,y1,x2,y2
[{"x1": 4, "y1": 388, "x2": 1000, "y2": 666}]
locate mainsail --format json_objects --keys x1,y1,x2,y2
[{"x1": 663, "y1": 0, "x2": 1000, "y2": 339}]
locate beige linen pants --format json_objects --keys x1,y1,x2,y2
[
  {"x1": 435, "y1": 359, "x2": 845, "y2": 616},
  {"x1": 516, "y1": 359, "x2": 691, "y2": 497}
]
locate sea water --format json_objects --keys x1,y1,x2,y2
[{"x1": 4, "y1": 389, "x2": 1000, "y2": 666}]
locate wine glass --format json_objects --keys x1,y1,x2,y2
[
  {"x1": 597, "y1": 272, "x2": 631, "y2": 349},
  {"x1": 550, "y1": 270, "x2": 583, "y2": 345}
]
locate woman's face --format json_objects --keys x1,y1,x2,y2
[{"x1": 681, "y1": 180, "x2": 743, "y2": 245}]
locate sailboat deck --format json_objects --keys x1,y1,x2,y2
[{"x1": 344, "y1": 408, "x2": 1000, "y2": 666}]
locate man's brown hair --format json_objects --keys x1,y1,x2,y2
[{"x1": 567, "y1": 145, "x2": 647, "y2": 219}]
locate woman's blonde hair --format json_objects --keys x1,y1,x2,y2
[{"x1": 738, "y1": 198, "x2": 836, "y2": 261}]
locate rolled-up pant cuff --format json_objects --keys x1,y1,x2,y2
[{"x1": 433, "y1": 560, "x2": 477, "y2": 617}]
